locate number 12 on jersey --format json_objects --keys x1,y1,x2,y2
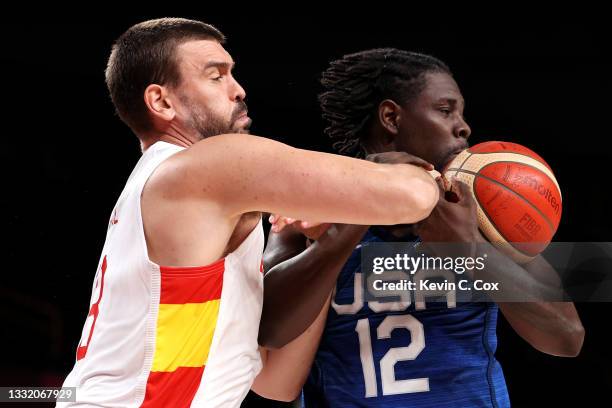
[{"x1": 355, "y1": 314, "x2": 429, "y2": 398}]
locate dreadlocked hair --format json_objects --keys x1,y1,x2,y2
[{"x1": 319, "y1": 48, "x2": 451, "y2": 157}]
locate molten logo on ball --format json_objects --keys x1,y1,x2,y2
[
  {"x1": 444, "y1": 141, "x2": 562, "y2": 264},
  {"x1": 512, "y1": 173, "x2": 561, "y2": 215}
]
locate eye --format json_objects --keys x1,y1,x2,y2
[
  {"x1": 439, "y1": 107, "x2": 452, "y2": 116},
  {"x1": 212, "y1": 75, "x2": 225, "y2": 82}
]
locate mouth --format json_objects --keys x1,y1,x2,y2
[
  {"x1": 442, "y1": 146, "x2": 468, "y2": 169},
  {"x1": 448, "y1": 150, "x2": 462, "y2": 161},
  {"x1": 234, "y1": 113, "x2": 252, "y2": 130}
]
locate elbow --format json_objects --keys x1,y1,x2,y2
[
  {"x1": 260, "y1": 385, "x2": 301, "y2": 402},
  {"x1": 253, "y1": 387, "x2": 300, "y2": 403},
  {"x1": 258, "y1": 314, "x2": 290, "y2": 350},
  {"x1": 275, "y1": 393, "x2": 300, "y2": 403},
  {"x1": 539, "y1": 322, "x2": 585, "y2": 358},
  {"x1": 259, "y1": 330, "x2": 294, "y2": 350},
  {"x1": 258, "y1": 331, "x2": 285, "y2": 350},
  {"x1": 252, "y1": 367, "x2": 302, "y2": 402},
  {"x1": 559, "y1": 323, "x2": 585, "y2": 357},
  {"x1": 258, "y1": 279, "x2": 287, "y2": 349},
  {"x1": 280, "y1": 389, "x2": 302, "y2": 403},
  {"x1": 258, "y1": 321, "x2": 278, "y2": 349}
]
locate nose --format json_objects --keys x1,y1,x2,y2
[
  {"x1": 455, "y1": 115, "x2": 471, "y2": 140},
  {"x1": 231, "y1": 76, "x2": 246, "y2": 102}
]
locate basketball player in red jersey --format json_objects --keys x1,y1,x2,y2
[{"x1": 59, "y1": 21, "x2": 440, "y2": 407}]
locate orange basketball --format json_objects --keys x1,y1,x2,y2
[{"x1": 443, "y1": 141, "x2": 562, "y2": 263}]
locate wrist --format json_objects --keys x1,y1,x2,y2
[
  {"x1": 457, "y1": 228, "x2": 485, "y2": 244},
  {"x1": 472, "y1": 230, "x2": 487, "y2": 243}
]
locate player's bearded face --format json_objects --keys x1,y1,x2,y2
[
  {"x1": 181, "y1": 94, "x2": 251, "y2": 139},
  {"x1": 171, "y1": 39, "x2": 252, "y2": 140}
]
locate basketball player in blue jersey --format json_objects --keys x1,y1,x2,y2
[{"x1": 252, "y1": 49, "x2": 584, "y2": 407}]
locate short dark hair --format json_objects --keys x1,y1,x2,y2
[
  {"x1": 105, "y1": 18, "x2": 225, "y2": 134},
  {"x1": 319, "y1": 48, "x2": 451, "y2": 157}
]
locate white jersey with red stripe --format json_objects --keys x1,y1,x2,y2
[{"x1": 58, "y1": 141, "x2": 265, "y2": 407}]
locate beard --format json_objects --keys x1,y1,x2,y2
[
  {"x1": 181, "y1": 95, "x2": 251, "y2": 140},
  {"x1": 435, "y1": 143, "x2": 469, "y2": 172}
]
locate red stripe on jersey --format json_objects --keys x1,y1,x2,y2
[
  {"x1": 159, "y1": 259, "x2": 224, "y2": 304},
  {"x1": 140, "y1": 366, "x2": 205, "y2": 408}
]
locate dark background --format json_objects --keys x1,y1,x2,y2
[{"x1": 1, "y1": 12, "x2": 610, "y2": 407}]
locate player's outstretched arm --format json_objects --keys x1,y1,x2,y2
[{"x1": 163, "y1": 134, "x2": 438, "y2": 225}]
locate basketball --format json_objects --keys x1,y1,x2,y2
[{"x1": 443, "y1": 141, "x2": 562, "y2": 263}]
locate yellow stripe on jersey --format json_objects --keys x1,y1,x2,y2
[{"x1": 151, "y1": 299, "x2": 220, "y2": 372}]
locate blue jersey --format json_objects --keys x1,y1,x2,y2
[{"x1": 303, "y1": 228, "x2": 510, "y2": 407}]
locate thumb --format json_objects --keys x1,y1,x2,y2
[{"x1": 451, "y1": 177, "x2": 475, "y2": 207}]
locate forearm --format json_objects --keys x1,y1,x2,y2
[
  {"x1": 259, "y1": 224, "x2": 369, "y2": 348},
  {"x1": 416, "y1": 177, "x2": 584, "y2": 356},
  {"x1": 253, "y1": 297, "x2": 330, "y2": 401},
  {"x1": 469, "y1": 239, "x2": 584, "y2": 356},
  {"x1": 498, "y1": 301, "x2": 584, "y2": 357},
  {"x1": 192, "y1": 135, "x2": 438, "y2": 224},
  {"x1": 466, "y1": 235, "x2": 563, "y2": 302}
]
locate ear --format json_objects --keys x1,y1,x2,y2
[
  {"x1": 143, "y1": 84, "x2": 176, "y2": 124},
  {"x1": 378, "y1": 99, "x2": 402, "y2": 139}
]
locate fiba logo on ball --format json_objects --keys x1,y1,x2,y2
[{"x1": 444, "y1": 141, "x2": 562, "y2": 264}]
